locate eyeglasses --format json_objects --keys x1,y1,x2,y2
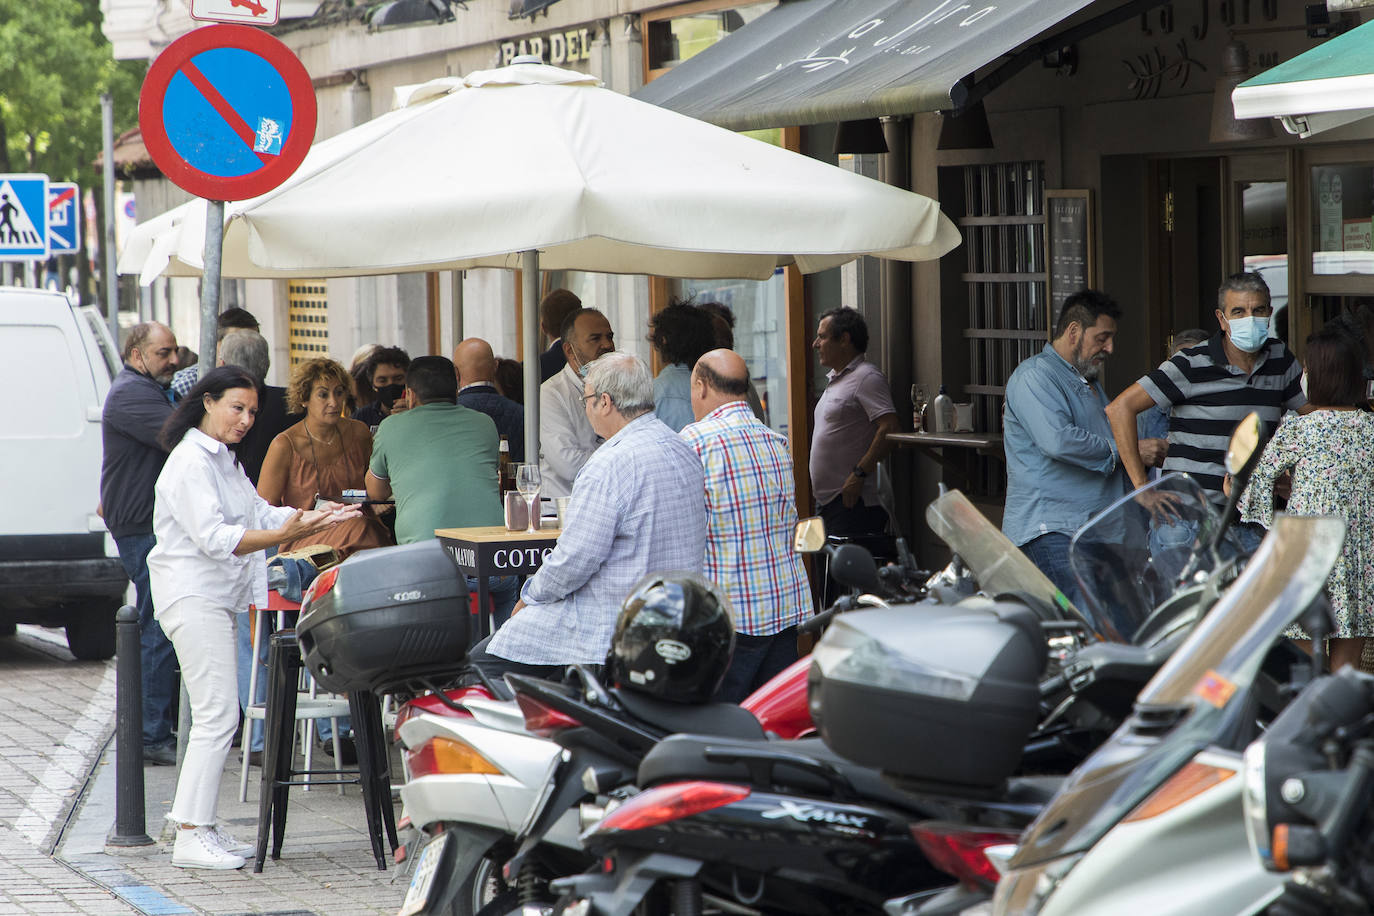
[{"x1": 580, "y1": 392, "x2": 603, "y2": 406}]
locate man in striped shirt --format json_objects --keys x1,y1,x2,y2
[
  {"x1": 682, "y1": 349, "x2": 811, "y2": 701},
  {"x1": 1106, "y1": 272, "x2": 1309, "y2": 521}
]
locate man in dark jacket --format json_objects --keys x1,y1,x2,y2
[
  {"x1": 538, "y1": 288, "x2": 582, "y2": 383},
  {"x1": 100, "y1": 321, "x2": 180, "y2": 766},
  {"x1": 453, "y1": 337, "x2": 526, "y2": 462}
]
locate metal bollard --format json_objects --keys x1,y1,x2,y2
[{"x1": 109, "y1": 604, "x2": 153, "y2": 847}]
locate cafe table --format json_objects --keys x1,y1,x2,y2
[{"x1": 435, "y1": 522, "x2": 561, "y2": 638}]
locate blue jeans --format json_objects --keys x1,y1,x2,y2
[
  {"x1": 235, "y1": 611, "x2": 267, "y2": 752},
  {"x1": 477, "y1": 575, "x2": 521, "y2": 630},
  {"x1": 1020, "y1": 532, "x2": 1085, "y2": 612},
  {"x1": 115, "y1": 533, "x2": 178, "y2": 749},
  {"x1": 714, "y1": 627, "x2": 799, "y2": 704}
]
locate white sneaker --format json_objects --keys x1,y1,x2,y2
[
  {"x1": 171, "y1": 826, "x2": 246, "y2": 870},
  {"x1": 208, "y1": 824, "x2": 255, "y2": 857}
]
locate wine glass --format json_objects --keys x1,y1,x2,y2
[
  {"x1": 515, "y1": 463, "x2": 542, "y2": 533},
  {"x1": 911, "y1": 384, "x2": 929, "y2": 431}
]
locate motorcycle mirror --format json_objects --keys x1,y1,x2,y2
[
  {"x1": 1206, "y1": 412, "x2": 1269, "y2": 559},
  {"x1": 794, "y1": 517, "x2": 828, "y2": 553},
  {"x1": 1225, "y1": 412, "x2": 1264, "y2": 477},
  {"x1": 830, "y1": 543, "x2": 882, "y2": 595}
]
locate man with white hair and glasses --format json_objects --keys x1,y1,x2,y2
[{"x1": 471, "y1": 352, "x2": 707, "y2": 680}]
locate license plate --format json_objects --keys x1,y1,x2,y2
[{"x1": 397, "y1": 832, "x2": 450, "y2": 916}]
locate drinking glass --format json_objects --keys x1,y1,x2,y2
[
  {"x1": 515, "y1": 463, "x2": 542, "y2": 533},
  {"x1": 911, "y1": 383, "x2": 929, "y2": 432}
]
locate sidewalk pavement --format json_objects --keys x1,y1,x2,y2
[{"x1": 0, "y1": 627, "x2": 412, "y2": 916}]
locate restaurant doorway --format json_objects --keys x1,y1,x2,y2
[{"x1": 1149, "y1": 156, "x2": 1224, "y2": 361}]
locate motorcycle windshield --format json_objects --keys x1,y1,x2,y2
[
  {"x1": 925, "y1": 489, "x2": 1083, "y2": 623},
  {"x1": 1068, "y1": 473, "x2": 1217, "y2": 643},
  {"x1": 1008, "y1": 514, "x2": 1345, "y2": 870}
]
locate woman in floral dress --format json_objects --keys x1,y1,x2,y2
[{"x1": 1239, "y1": 328, "x2": 1374, "y2": 671}]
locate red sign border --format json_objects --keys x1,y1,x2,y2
[{"x1": 139, "y1": 24, "x2": 317, "y2": 202}]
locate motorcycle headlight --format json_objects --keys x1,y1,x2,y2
[
  {"x1": 991, "y1": 854, "x2": 1081, "y2": 916},
  {"x1": 1241, "y1": 740, "x2": 1274, "y2": 870}
]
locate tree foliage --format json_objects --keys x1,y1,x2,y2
[{"x1": 0, "y1": 0, "x2": 145, "y2": 185}]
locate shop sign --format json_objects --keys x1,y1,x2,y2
[{"x1": 500, "y1": 26, "x2": 595, "y2": 67}]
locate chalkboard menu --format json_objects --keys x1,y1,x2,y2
[{"x1": 1045, "y1": 190, "x2": 1096, "y2": 334}]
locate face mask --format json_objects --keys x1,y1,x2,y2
[
  {"x1": 1227, "y1": 315, "x2": 1269, "y2": 353},
  {"x1": 577, "y1": 361, "x2": 591, "y2": 379},
  {"x1": 375, "y1": 383, "x2": 406, "y2": 404}
]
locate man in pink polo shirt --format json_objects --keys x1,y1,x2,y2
[{"x1": 809, "y1": 308, "x2": 899, "y2": 537}]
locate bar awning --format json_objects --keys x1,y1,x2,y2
[
  {"x1": 1233, "y1": 19, "x2": 1374, "y2": 138},
  {"x1": 632, "y1": 0, "x2": 1097, "y2": 131}
]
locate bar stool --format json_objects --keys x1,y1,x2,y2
[
  {"x1": 253, "y1": 629, "x2": 399, "y2": 872},
  {"x1": 238, "y1": 592, "x2": 351, "y2": 802}
]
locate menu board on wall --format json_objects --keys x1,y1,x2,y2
[{"x1": 1045, "y1": 190, "x2": 1097, "y2": 335}]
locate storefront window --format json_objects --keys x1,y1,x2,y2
[
  {"x1": 1239, "y1": 180, "x2": 1288, "y2": 320},
  {"x1": 1310, "y1": 164, "x2": 1374, "y2": 276},
  {"x1": 644, "y1": 1, "x2": 774, "y2": 77},
  {"x1": 671, "y1": 272, "x2": 789, "y2": 437}
]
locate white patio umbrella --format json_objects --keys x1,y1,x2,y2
[{"x1": 121, "y1": 60, "x2": 960, "y2": 462}]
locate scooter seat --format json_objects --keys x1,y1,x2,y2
[
  {"x1": 639, "y1": 734, "x2": 935, "y2": 816},
  {"x1": 610, "y1": 688, "x2": 765, "y2": 741}
]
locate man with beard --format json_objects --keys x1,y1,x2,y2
[
  {"x1": 100, "y1": 321, "x2": 181, "y2": 766},
  {"x1": 1003, "y1": 290, "x2": 1133, "y2": 605}
]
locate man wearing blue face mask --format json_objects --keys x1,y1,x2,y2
[
  {"x1": 1107, "y1": 272, "x2": 1311, "y2": 550},
  {"x1": 539, "y1": 307, "x2": 616, "y2": 496}
]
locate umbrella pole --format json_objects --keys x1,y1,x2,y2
[
  {"x1": 522, "y1": 249, "x2": 540, "y2": 473},
  {"x1": 199, "y1": 199, "x2": 224, "y2": 376}
]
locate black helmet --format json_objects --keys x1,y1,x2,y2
[{"x1": 606, "y1": 572, "x2": 736, "y2": 703}]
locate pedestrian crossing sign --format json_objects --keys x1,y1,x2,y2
[{"x1": 0, "y1": 174, "x2": 49, "y2": 260}]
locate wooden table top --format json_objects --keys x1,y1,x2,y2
[{"x1": 435, "y1": 523, "x2": 562, "y2": 543}]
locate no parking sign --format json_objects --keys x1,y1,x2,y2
[{"x1": 138, "y1": 25, "x2": 317, "y2": 201}]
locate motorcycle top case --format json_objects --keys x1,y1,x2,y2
[
  {"x1": 808, "y1": 598, "x2": 1044, "y2": 789},
  {"x1": 296, "y1": 540, "x2": 470, "y2": 694}
]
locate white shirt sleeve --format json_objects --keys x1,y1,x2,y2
[{"x1": 539, "y1": 370, "x2": 598, "y2": 497}]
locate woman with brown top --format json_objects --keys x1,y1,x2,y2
[{"x1": 258, "y1": 357, "x2": 392, "y2": 558}]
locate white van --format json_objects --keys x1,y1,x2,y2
[{"x1": 0, "y1": 287, "x2": 128, "y2": 659}]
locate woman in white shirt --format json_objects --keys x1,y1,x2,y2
[{"x1": 148, "y1": 366, "x2": 358, "y2": 870}]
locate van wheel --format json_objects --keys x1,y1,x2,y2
[{"x1": 66, "y1": 610, "x2": 117, "y2": 661}]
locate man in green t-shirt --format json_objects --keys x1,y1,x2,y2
[{"x1": 366, "y1": 356, "x2": 519, "y2": 623}]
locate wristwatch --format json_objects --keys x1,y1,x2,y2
[{"x1": 851, "y1": 465, "x2": 868, "y2": 479}]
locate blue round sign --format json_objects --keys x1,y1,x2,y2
[{"x1": 139, "y1": 25, "x2": 317, "y2": 201}]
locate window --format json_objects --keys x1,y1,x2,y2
[
  {"x1": 1310, "y1": 164, "x2": 1374, "y2": 277},
  {"x1": 643, "y1": 0, "x2": 775, "y2": 81},
  {"x1": 288, "y1": 280, "x2": 330, "y2": 366}
]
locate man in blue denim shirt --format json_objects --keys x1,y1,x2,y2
[{"x1": 1003, "y1": 290, "x2": 1134, "y2": 607}]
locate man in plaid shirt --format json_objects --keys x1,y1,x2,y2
[
  {"x1": 475, "y1": 352, "x2": 707, "y2": 679},
  {"x1": 682, "y1": 349, "x2": 811, "y2": 701}
]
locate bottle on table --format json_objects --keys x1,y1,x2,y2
[
  {"x1": 498, "y1": 436, "x2": 513, "y2": 494},
  {"x1": 931, "y1": 384, "x2": 955, "y2": 433}
]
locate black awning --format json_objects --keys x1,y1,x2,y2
[{"x1": 633, "y1": 0, "x2": 1097, "y2": 130}]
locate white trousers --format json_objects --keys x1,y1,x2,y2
[{"x1": 159, "y1": 596, "x2": 240, "y2": 827}]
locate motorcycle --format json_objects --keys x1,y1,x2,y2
[
  {"x1": 992, "y1": 513, "x2": 1343, "y2": 916},
  {"x1": 545, "y1": 477, "x2": 1242, "y2": 916},
  {"x1": 394, "y1": 540, "x2": 935, "y2": 916},
  {"x1": 1238, "y1": 666, "x2": 1374, "y2": 915}
]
